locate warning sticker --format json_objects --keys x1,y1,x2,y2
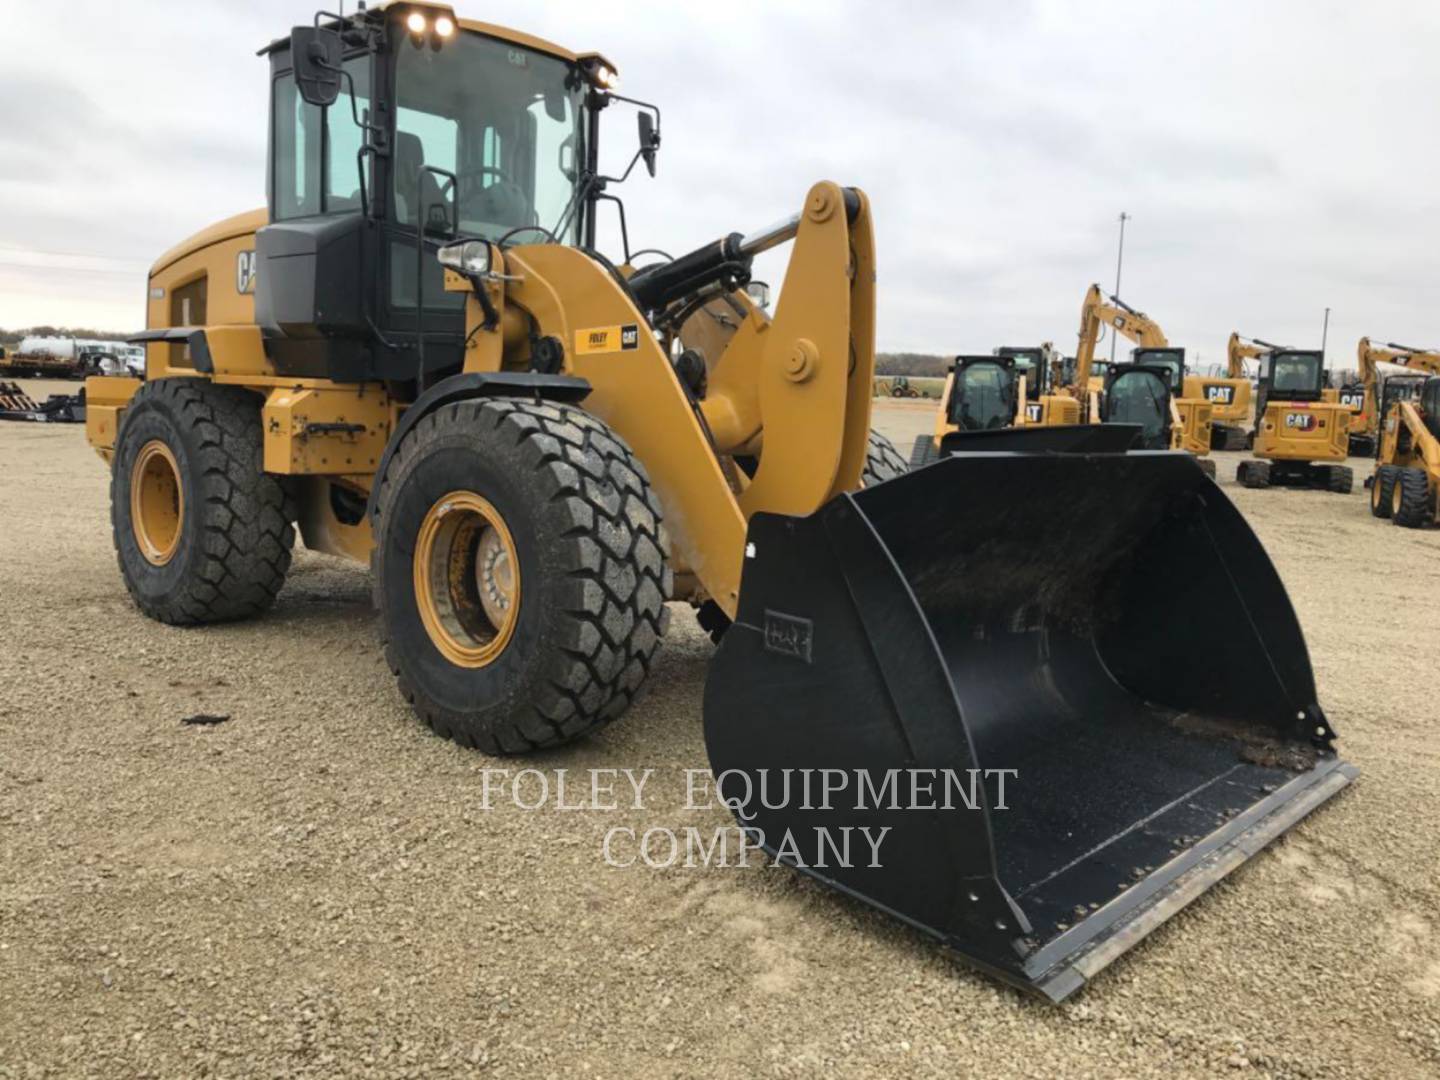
[{"x1": 574, "y1": 324, "x2": 641, "y2": 356}]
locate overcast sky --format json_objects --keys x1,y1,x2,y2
[{"x1": 2, "y1": 0, "x2": 1437, "y2": 369}]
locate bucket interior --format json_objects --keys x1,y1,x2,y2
[{"x1": 853, "y1": 451, "x2": 1322, "y2": 939}]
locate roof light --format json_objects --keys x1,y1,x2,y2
[
  {"x1": 596, "y1": 65, "x2": 619, "y2": 90},
  {"x1": 406, "y1": 11, "x2": 427, "y2": 34},
  {"x1": 434, "y1": 14, "x2": 455, "y2": 37}
]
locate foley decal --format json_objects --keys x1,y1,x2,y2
[{"x1": 574, "y1": 323, "x2": 641, "y2": 356}]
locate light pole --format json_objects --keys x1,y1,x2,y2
[
  {"x1": 1110, "y1": 211, "x2": 1130, "y2": 364},
  {"x1": 1320, "y1": 306, "x2": 1330, "y2": 359}
]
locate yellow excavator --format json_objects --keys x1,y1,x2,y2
[
  {"x1": 82, "y1": 1, "x2": 1354, "y2": 1003},
  {"x1": 1205, "y1": 332, "x2": 1266, "y2": 450},
  {"x1": 1235, "y1": 345, "x2": 1353, "y2": 491}
]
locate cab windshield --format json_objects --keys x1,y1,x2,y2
[
  {"x1": 997, "y1": 349, "x2": 1045, "y2": 395},
  {"x1": 949, "y1": 362, "x2": 1013, "y2": 430},
  {"x1": 1135, "y1": 349, "x2": 1184, "y2": 393},
  {"x1": 1106, "y1": 370, "x2": 1169, "y2": 447},
  {"x1": 393, "y1": 32, "x2": 586, "y2": 243},
  {"x1": 1270, "y1": 352, "x2": 1322, "y2": 394}
]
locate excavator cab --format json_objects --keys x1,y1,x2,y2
[
  {"x1": 1238, "y1": 350, "x2": 1352, "y2": 490},
  {"x1": 996, "y1": 346, "x2": 1048, "y2": 400},
  {"x1": 1132, "y1": 347, "x2": 1186, "y2": 394}
]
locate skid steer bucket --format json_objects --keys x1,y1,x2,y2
[
  {"x1": 703, "y1": 449, "x2": 1356, "y2": 1002},
  {"x1": 937, "y1": 423, "x2": 1140, "y2": 455}
]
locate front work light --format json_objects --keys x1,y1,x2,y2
[
  {"x1": 434, "y1": 15, "x2": 455, "y2": 37},
  {"x1": 406, "y1": 11, "x2": 427, "y2": 35},
  {"x1": 438, "y1": 240, "x2": 492, "y2": 277}
]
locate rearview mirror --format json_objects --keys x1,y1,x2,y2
[
  {"x1": 290, "y1": 26, "x2": 343, "y2": 107},
  {"x1": 638, "y1": 111, "x2": 659, "y2": 178}
]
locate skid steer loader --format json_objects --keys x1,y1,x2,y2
[
  {"x1": 85, "y1": 2, "x2": 1354, "y2": 1002},
  {"x1": 1236, "y1": 349, "x2": 1353, "y2": 492},
  {"x1": 1096, "y1": 362, "x2": 1216, "y2": 478},
  {"x1": 1371, "y1": 375, "x2": 1440, "y2": 526}
]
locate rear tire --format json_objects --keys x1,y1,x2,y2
[
  {"x1": 862, "y1": 431, "x2": 907, "y2": 486},
  {"x1": 908, "y1": 433, "x2": 938, "y2": 470},
  {"x1": 111, "y1": 378, "x2": 295, "y2": 624},
  {"x1": 1325, "y1": 465, "x2": 1353, "y2": 494},
  {"x1": 372, "y1": 398, "x2": 671, "y2": 753},
  {"x1": 1236, "y1": 460, "x2": 1271, "y2": 488},
  {"x1": 1392, "y1": 467, "x2": 1433, "y2": 529},
  {"x1": 1372, "y1": 465, "x2": 1398, "y2": 518}
]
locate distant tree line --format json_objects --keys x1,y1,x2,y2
[{"x1": 876, "y1": 353, "x2": 950, "y2": 377}]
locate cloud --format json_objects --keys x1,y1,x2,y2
[{"x1": 2, "y1": 0, "x2": 1437, "y2": 363}]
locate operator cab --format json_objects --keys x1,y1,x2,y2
[
  {"x1": 995, "y1": 346, "x2": 1047, "y2": 399},
  {"x1": 1131, "y1": 347, "x2": 1185, "y2": 395},
  {"x1": 1421, "y1": 377, "x2": 1440, "y2": 441},
  {"x1": 1261, "y1": 350, "x2": 1325, "y2": 402},
  {"x1": 946, "y1": 355, "x2": 1017, "y2": 431},
  {"x1": 1102, "y1": 364, "x2": 1172, "y2": 449},
  {"x1": 254, "y1": 4, "x2": 656, "y2": 386}
]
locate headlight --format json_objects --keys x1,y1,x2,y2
[
  {"x1": 434, "y1": 15, "x2": 455, "y2": 37},
  {"x1": 437, "y1": 240, "x2": 492, "y2": 276},
  {"x1": 406, "y1": 11, "x2": 427, "y2": 34}
]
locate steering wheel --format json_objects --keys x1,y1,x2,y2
[{"x1": 458, "y1": 164, "x2": 531, "y2": 224}]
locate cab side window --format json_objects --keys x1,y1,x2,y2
[
  {"x1": 273, "y1": 73, "x2": 321, "y2": 219},
  {"x1": 273, "y1": 58, "x2": 372, "y2": 220}
]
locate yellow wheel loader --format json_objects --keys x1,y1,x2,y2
[
  {"x1": 1235, "y1": 349, "x2": 1353, "y2": 492},
  {"x1": 1349, "y1": 340, "x2": 1440, "y2": 459},
  {"x1": 1371, "y1": 376, "x2": 1440, "y2": 526},
  {"x1": 85, "y1": 2, "x2": 1355, "y2": 1002}
]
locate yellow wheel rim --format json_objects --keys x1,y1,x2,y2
[
  {"x1": 413, "y1": 490, "x2": 521, "y2": 668},
  {"x1": 1372, "y1": 479, "x2": 1383, "y2": 513},
  {"x1": 131, "y1": 440, "x2": 184, "y2": 566},
  {"x1": 1393, "y1": 481, "x2": 1405, "y2": 517}
]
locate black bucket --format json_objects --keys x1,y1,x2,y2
[
  {"x1": 702, "y1": 449, "x2": 1355, "y2": 1001},
  {"x1": 937, "y1": 423, "x2": 1140, "y2": 456}
]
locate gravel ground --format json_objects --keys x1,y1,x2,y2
[{"x1": 1, "y1": 385, "x2": 1438, "y2": 1078}]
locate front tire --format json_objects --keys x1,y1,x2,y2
[
  {"x1": 111, "y1": 379, "x2": 294, "y2": 624},
  {"x1": 1392, "y1": 467, "x2": 1433, "y2": 529},
  {"x1": 862, "y1": 430, "x2": 907, "y2": 486},
  {"x1": 372, "y1": 399, "x2": 671, "y2": 753}
]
